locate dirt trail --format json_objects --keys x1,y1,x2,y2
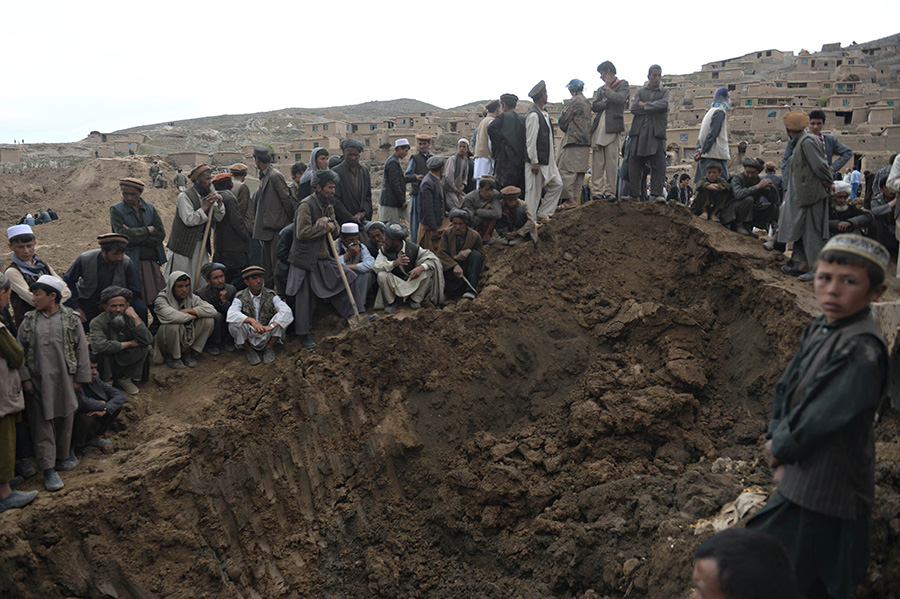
[{"x1": 0, "y1": 163, "x2": 899, "y2": 598}]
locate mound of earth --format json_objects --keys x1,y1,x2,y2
[{"x1": 0, "y1": 170, "x2": 898, "y2": 598}]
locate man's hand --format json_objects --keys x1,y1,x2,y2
[
  {"x1": 124, "y1": 305, "x2": 141, "y2": 324},
  {"x1": 706, "y1": 183, "x2": 721, "y2": 192},
  {"x1": 218, "y1": 288, "x2": 229, "y2": 302},
  {"x1": 408, "y1": 265, "x2": 426, "y2": 280},
  {"x1": 22, "y1": 380, "x2": 33, "y2": 394},
  {"x1": 837, "y1": 221, "x2": 852, "y2": 232},
  {"x1": 757, "y1": 179, "x2": 773, "y2": 189},
  {"x1": 416, "y1": 174, "x2": 424, "y2": 182},
  {"x1": 76, "y1": 309, "x2": 87, "y2": 323},
  {"x1": 531, "y1": 164, "x2": 540, "y2": 174},
  {"x1": 120, "y1": 340, "x2": 138, "y2": 349},
  {"x1": 638, "y1": 101, "x2": 646, "y2": 108},
  {"x1": 505, "y1": 231, "x2": 517, "y2": 240},
  {"x1": 345, "y1": 243, "x2": 360, "y2": 259},
  {"x1": 773, "y1": 465, "x2": 785, "y2": 484},
  {"x1": 179, "y1": 308, "x2": 198, "y2": 319},
  {"x1": 453, "y1": 264, "x2": 463, "y2": 278},
  {"x1": 315, "y1": 216, "x2": 331, "y2": 230},
  {"x1": 86, "y1": 411, "x2": 105, "y2": 418},
  {"x1": 457, "y1": 249, "x2": 471, "y2": 261},
  {"x1": 147, "y1": 225, "x2": 155, "y2": 233},
  {"x1": 354, "y1": 211, "x2": 365, "y2": 224},
  {"x1": 392, "y1": 254, "x2": 410, "y2": 268},
  {"x1": 693, "y1": 149, "x2": 702, "y2": 162},
  {"x1": 245, "y1": 317, "x2": 267, "y2": 335},
  {"x1": 763, "y1": 439, "x2": 781, "y2": 470}
]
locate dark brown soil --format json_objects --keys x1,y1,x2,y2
[{"x1": 1, "y1": 162, "x2": 899, "y2": 599}]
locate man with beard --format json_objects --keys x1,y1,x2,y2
[
  {"x1": 373, "y1": 222, "x2": 444, "y2": 313},
  {"x1": 286, "y1": 169, "x2": 360, "y2": 349},
  {"x1": 252, "y1": 147, "x2": 294, "y2": 288},
  {"x1": 379, "y1": 139, "x2": 411, "y2": 224},
  {"x1": 227, "y1": 266, "x2": 293, "y2": 365},
  {"x1": 437, "y1": 209, "x2": 483, "y2": 300},
  {"x1": 828, "y1": 181, "x2": 872, "y2": 235},
  {"x1": 89, "y1": 286, "x2": 152, "y2": 395},
  {"x1": 152, "y1": 271, "x2": 217, "y2": 369},
  {"x1": 196, "y1": 262, "x2": 236, "y2": 355},
  {"x1": 64, "y1": 234, "x2": 147, "y2": 329},
  {"x1": 211, "y1": 172, "x2": 251, "y2": 287},
  {"x1": 333, "y1": 138, "x2": 373, "y2": 229},
  {"x1": 722, "y1": 157, "x2": 779, "y2": 236},
  {"x1": 525, "y1": 80, "x2": 563, "y2": 221},
  {"x1": 405, "y1": 134, "x2": 434, "y2": 241},
  {"x1": 164, "y1": 164, "x2": 225, "y2": 287},
  {"x1": 110, "y1": 177, "x2": 167, "y2": 313},
  {"x1": 5, "y1": 224, "x2": 71, "y2": 329},
  {"x1": 557, "y1": 79, "x2": 592, "y2": 210},
  {"x1": 627, "y1": 65, "x2": 670, "y2": 202},
  {"x1": 488, "y1": 93, "x2": 526, "y2": 195},
  {"x1": 462, "y1": 174, "x2": 502, "y2": 243}
]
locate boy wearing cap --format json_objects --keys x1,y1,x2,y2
[
  {"x1": 17, "y1": 275, "x2": 92, "y2": 492},
  {"x1": 5, "y1": 225, "x2": 72, "y2": 329},
  {"x1": 380, "y1": 139, "x2": 411, "y2": 224},
  {"x1": 748, "y1": 234, "x2": 891, "y2": 599},
  {"x1": 226, "y1": 267, "x2": 293, "y2": 365}
]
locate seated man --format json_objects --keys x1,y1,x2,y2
[
  {"x1": 373, "y1": 222, "x2": 444, "y2": 313},
  {"x1": 196, "y1": 262, "x2": 237, "y2": 354},
  {"x1": 829, "y1": 180, "x2": 872, "y2": 235},
  {"x1": 666, "y1": 173, "x2": 693, "y2": 206},
  {"x1": 868, "y1": 174, "x2": 899, "y2": 263},
  {"x1": 64, "y1": 233, "x2": 147, "y2": 330},
  {"x1": 153, "y1": 271, "x2": 216, "y2": 369},
  {"x1": 89, "y1": 286, "x2": 152, "y2": 395},
  {"x1": 73, "y1": 356, "x2": 127, "y2": 449},
  {"x1": 437, "y1": 209, "x2": 484, "y2": 300},
  {"x1": 363, "y1": 221, "x2": 385, "y2": 307},
  {"x1": 691, "y1": 163, "x2": 732, "y2": 220},
  {"x1": 495, "y1": 186, "x2": 537, "y2": 246},
  {"x1": 721, "y1": 157, "x2": 779, "y2": 236},
  {"x1": 227, "y1": 266, "x2": 293, "y2": 365},
  {"x1": 337, "y1": 222, "x2": 376, "y2": 312},
  {"x1": 461, "y1": 174, "x2": 502, "y2": 243}
]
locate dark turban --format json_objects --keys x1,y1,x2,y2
[
  {"x1": 100, "y1": 286, "x2": 132, "y2": 305},
  {"x1": 340, "y1": 138, "x2": 365, "y2": 152},
  {"x1": 312, "y1": 169, "x2": 340, "y2": 188}
]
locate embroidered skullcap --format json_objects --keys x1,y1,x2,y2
[
  {"x1": 311, "y1": 168, "x2": 340, "y2": 188},
  {"x1": 189, "y1": 164, "x2": 211, "y2": 181},
  {"x1": 742, "y1": 157, "x2": 765, "y2": 172},
  {"x1": 200, "y1": 262, "x2": 227, "y2": 280},
  {"x1": 783, "y1": 111, "x2": 809, "y2": 130},
  {"x1": 100, "y1": 285, "x2": 132, "y2": 304},
  {"x1": 714, "y1": 87, "x2": 729, "y2": 100},
  {"x1": 252, "y1": 146, "x2": 272, "y2": 162},
  {"x1": 449, "y1": 209, "x2": 470, "y2": 224},
  {"x1": 500, "y1": 186, "x2": 521, "y2": 197},
  {"x1": 119, "y1": 177, "x2": 145, "y2": 191},
  {"x1": 211, "y1": 172, "x2": 232, "y2": 184},
  {"x1": 364, "y1": 221, "x2": 384, "y2": 233},
  {"x1": 821, "y1": 233, "x2": 890, "y2": 273},
  {"x1": 832, "y1": 180, "x2": 851, "y2": 195},
  {"x1": 394, "y1": 138, "x2": 410, "y2": 148},
  {"x1": 528, "y1": 80, "x2": 547, "y2": 100},
  {"x1": 34, "y1": 274, "x2": 64, "y2": 293},
  {"x1": 384, "y1": 222, "x2": 409, "y2": 240},
  {"x1": 426, "y1": 155, "x2": 445, "y2": 170},
  {"x1": 485, "y1": 100, "x2": 500, "y2": 112},
  {"x1": 7, "y1": 224, "x2": 33, "y2": 240},
  {"x1": 97, "y1": 233, "x2": 129, "y2": 247},
  {"x1": 241, "y1": 265, "x2": 265, "y2": 279},
  {"x1": 340, "y1": 138, "x2": 365, "y2": 152},
  {"x1": 229, "y1": 163, "x2": 249, "y2": 175},
  {"x1": 341, "y1": 222, "x2": 359, "y2": 235},
  {"x1": 414, "y1": 134, "x2": 432, "y2": 141},
  {"x1": 566, "y1": 79, "x2": 585, "y2": 91}
]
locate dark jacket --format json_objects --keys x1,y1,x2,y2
[
  {"x1": 380, "y1": 154, "x2": 406, "y2": 208},
  {"x1": 214, "y1": 190, "x2": 251, "y2": 254},
  {"x1": 418, "y1": 172, "x2": 445, "y2": 232},
  {"x1": 332, "y1": 161, "x2": 373, "y2": 225},
  {"x1": 590, "y1": 78, "x2": 630, "y2": 136},
  {"x1": 629, "y1": 86, "x2": 669, "y2": 140},
  {"x1": 110, "y1": 199, "x2": 167, "y2": 264},
  {"x1": 77, "y1": 375, "x2": 127, "y2": 416},
  {"x1": 275, "y1": 223, "x2": 294, "y2": 284},
  {"x1": 252, "y1": 166, "x2": 293, "y2": 242},
  {"x1": 781, "y1": 132, "x2": 853, "y2": 173},
  {"x1": 558, "y1": 92, "x2": 592, "y2": 147}
]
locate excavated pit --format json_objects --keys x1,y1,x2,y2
[{"x1": 2, "y1": 201, "x2": 899, "y2": 599}]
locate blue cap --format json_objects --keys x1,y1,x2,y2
[{"x1": 566, "y1": 79, "x2": 585, "y2": 90}]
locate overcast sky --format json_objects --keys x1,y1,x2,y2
[{"x1": 2, "y1": 1, "x2": 897, "y2": 144}]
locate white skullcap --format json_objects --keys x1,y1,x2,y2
[
  {"x1": 457, "y1": 138, "x2": 471, "y2": 147},
  {"x1": 7, "y1": 224, "x2": 34, "y2": 239},
  {"x1": 35, "y1": 274, "x2": 64, "y2": 293},
  {"x1": 833, "y1": 180, "x2": 851, "y2": 195},
  {"x1": 394, "y1": 138, "x2": 410, "y2": 148},
  {"x1": 341, "y1": 222, "x2": 360, "y2": 234}
]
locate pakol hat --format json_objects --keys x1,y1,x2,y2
[
  {"x1": 97, "y1": 233, "x2": 129, "y2": 247},
  {"x1": 229, "y1": 163, "x2": 249, "y2": 174},
  {"x1": 189, "y1": 164, "x2": 211, "y2": 181},
  {"x1": 485, "y1": 100, "x2": 500, "y2": 112},
  {"x1": 822, "y1": 233, "x2": 890, "y2": 273},
  {"x1": 501, "y1": 186, "x2": 521, "y2": 197},
  {"x1": 211, "y1": 172, "x2": 233, "y2": 184},
  {"x1": 7, "y1": 224, "x2": 34, "y2": 240},
  {"x1": 500, "y1": 93, "x2": 518, "y2": 105},
  {"x1": 764, "y1": 161, "x2": 777, "y2": 171},
  {"x1": 200, "y1": 262, "x2": 227, "y2": 280},
  {"x1": 252, "y1": 146, "x2": 272, "y2": 162},
  {"x1": 426, "y1": 155, "x2": 446, "y2": 170},
  {"x1": 341, "y1": 222, "x2": 360, "y2": 235},
  {"x1": 528, "y1": 80, "x2": 547, "y2": 100},
  {"x1": 119, "y1": 177, "x2": 145, "y2": 191},
  {"x1": 364, "y1": 220, "x2": 385, "y2": 233},
  {"x1": 414, "y1": 134, "x2": 432, "y2": 141},
  {"x1": 783, "y1": 111, "x2": 809, "y2": 131},
  {"x1": 479, "y1": 174, "x2": 497, "y2": 187},
  {"x1": 241, "y1": 265, "x2": 265, "y2": 280}
]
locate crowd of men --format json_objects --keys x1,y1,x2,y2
[{"x1": 1, "y1": 63, "x2": 899, "y2": 599}]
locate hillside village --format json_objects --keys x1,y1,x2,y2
[{"x1": 2, "y1": 33, "x2": 899, "y2": 178}]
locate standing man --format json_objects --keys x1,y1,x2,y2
[
  {"x1": 557, "y1": 79, "x2": 592, "y2": 209},
  {"x1": 173, "y1": 168, "x2": 187, "y2": 191},
  {"x1": 628, "y1": 65, "x2": 670, "y2": 202},
  {"x1": 781, "y1": 109, "x2": 853, "y2": 175},
  {"x1": 777, "y1": 111, "x2": 835, "y2": 282},
  {"x1": 694, "y1": 87, "x2": 731, "y2": 181},
  {"x1": 405, "y1": 134, "x2": 433, "y2": 242},
  {"x1": 473, "y1": 100, "x2": 500, "y2": 185},
  {"x1": 417, "y1": 155, "x2": 447, "y2": 252},
  {"x1": 850, "y1": 166, "x2": 862, "y2": 199},
  {"x1": 524, "y1": 80, "x2": 563, "y2": 222},
  {"x1": 251, "y1": 147, "x2": 294, "y2": 288},
  {"x1": 380, "y1": 138, "x2": 410, "y2": 224},
  {"x1": 332, "y1": 138, "x2": 373, "y2": 229},
  {"x1": 164, "y1": 164, "x2": 225, "y2": 286},
  {"x1": 5, "y1": 225, "x2": 71, "y2": 329},
  {"x1": 148, "y1": 161, "x2": 160, "y2": 183},
  {"x1": 230, "y1": 162, "x2": 259, "y2": 267},
  {"x1": 288, "y1": 162, "x2": 307, "y2": 208},
  {"x1": 110, "y1": 177, "x2": 167, "y2": 313},
  {"x1": 590, "y1": 61, "x2": 630, "y2": 201},
  {"x1": 488, "y1": 93, "x2": 527, "y2": 195},
  {"x1": 18, "y1": 275, "x2": 91, "y2": 492},
  {"x1": 211, "y1": 173, "x2": 251, "y2": 287}
]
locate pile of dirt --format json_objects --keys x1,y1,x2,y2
[{"x1": 0, "y1": 170, "x2": 898, "y2": 598}]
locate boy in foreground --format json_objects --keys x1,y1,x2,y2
[{"x1": 748, "y1": 233, "x2": 892, "y2": 599}]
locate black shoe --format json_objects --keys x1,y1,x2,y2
[
  {"x1": 206, "y1": 344, "x2": 221, "y2": 356},
  {"x1": 182, "y1": 351, "x2": 198, "y2": 368},
  {"x1": 15, "y1": 460, "x2": 36, "y2": 479},
  {"x1": 165, "y1": 356, "x2": 186, "y2": 370},
  {"x1": 300, "y1": 334, "x2": 316, "y2": 349}
]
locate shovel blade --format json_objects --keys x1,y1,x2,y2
[{"x1": 347, "y1": 314, "x2": 371, "y2": 329}]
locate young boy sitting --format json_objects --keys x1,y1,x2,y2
[
  {"x1": 747, "y1": 233, "x2": 891, "y2": 599},
  {"x1": 691, "y1": 163, "x2": 731, "y2": 221}
]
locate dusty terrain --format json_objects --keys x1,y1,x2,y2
[{"x1": 0, "y1": 159, "x2": 899, "y2": 599}]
